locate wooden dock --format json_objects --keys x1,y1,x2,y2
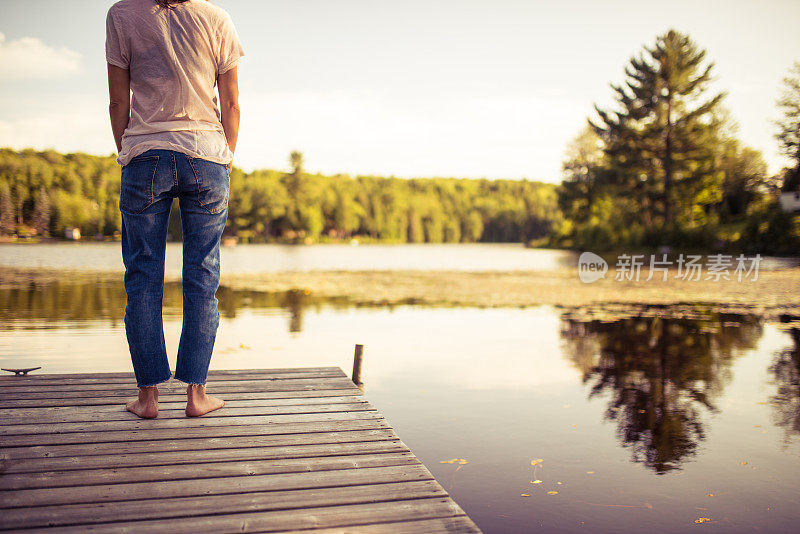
[{"x1": 0, "y1": 367, "x2": 482, "y2": 533}]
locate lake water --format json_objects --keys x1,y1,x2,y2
[
  {"x1": 2, "y1": 242, "x2": 798, "y2": 274},
  {"x1": 0, "y1": 242, "x2": 580, "y2": 274},
  {"x1": 1, "y1": 244, "x2": 800, "y2": 533}
]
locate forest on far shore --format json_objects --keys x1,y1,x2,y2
[
  {"x1": 0, "y1": 147, "x2": 557, "y2": 246},
  {"x1": 0, "y1": 29, "x2": 798, "y2": 254}
]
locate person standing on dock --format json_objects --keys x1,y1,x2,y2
[{"x1": 105, "y1": 0, "x2": 244, "y2": 418}]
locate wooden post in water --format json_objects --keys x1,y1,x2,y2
[{"x1": 352, "y1": 344, "x2": 364, "y2": 386}]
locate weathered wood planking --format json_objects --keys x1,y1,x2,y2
[{"x1": 0, "y1": 367, "x2": 482, "y2": 533}]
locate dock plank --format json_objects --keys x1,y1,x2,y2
[
  {"x1": 1, "y1": 418, "x2": 393, "y2": 447},
  {"x1": 0, "y1": 389, "x2": 363, "y2": 408},
  {"x1": 0, "y1": 410, "x2": 384, "y2": 436},
  {"x1": 281, "y1": 516, "x2": 482, "y2": 534},
  {"x1": 0, "y1": 377, "x2": 360, "y2": 395},
  {"x1": 0, "y1": 395, "x2": 366, "y2": 420},
  {"x1": 1, "y1": 452, "x2": 420, "y2": 490},
  {"x1": 2, "y1": 428, "x2": 399, "y2": 460},
  {"x1": 0, "y1": 367, "x2": 482, "y2": 532},
  {"x1": 0, "y1": 463, "x2": 435, "y2": 508},
  {"x1": 4, "y1": 440, "x2": 410, "y2": 474},
  {"x1": 15, "y1": 498, "x2": 474, "y2": 534},
  {"x1": 0, "y1": 401, "x2": 375, "y2": 425},
  {"x1": 1, "y1": 480, "x2": 449, "y2": 530}
]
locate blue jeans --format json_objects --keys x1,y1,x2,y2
[{"x1": 119, "y1": 149, "x2": 230, "y2": 388}]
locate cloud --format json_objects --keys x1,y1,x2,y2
[
  {"x1": 0, "y1": 32, "x2": 81, "y2": 80},
  {"x1": 0, "y1": 94, "x2": 114, "y2": 156}
]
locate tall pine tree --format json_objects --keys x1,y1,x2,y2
[
  {"x1": 590, "y1": 29, "x2": 725, "y2": 229},
  {"x1": 281, "y1": 150, "x2": 323, "y2": 241},
  {"x1": 32, "y1": 185, "x2": 51, "y2": 237}
]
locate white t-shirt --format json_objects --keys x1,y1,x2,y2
[{"x1": 105, "y1": 0, "x2": 244, "y2": 166}]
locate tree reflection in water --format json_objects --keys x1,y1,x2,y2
[
  {"x1": 769, "y1": 318, "x2": 800, "y2": 445},
  {"x1": 561, "y1": 305, "x2": 764, "y2": 474},
  {"x1": 0, "y1": 275, "x2": 381, "y2": 334}
]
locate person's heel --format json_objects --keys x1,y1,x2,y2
[{"x1": 185, "y1": 383, "x2": 225, "y2": 417}]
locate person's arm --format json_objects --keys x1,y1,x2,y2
[
  {"x1": 107, "y1": 63, "x2": 130, "y2": 154},
  {"x1": 217, "y1": 66, "x2": 240, "y2": 172}
]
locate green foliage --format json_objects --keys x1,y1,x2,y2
[
  {"x1": 0, "y1": 181, "x2": 14, "y2": 235},
  {"x1": 590, "y1": 28, "x2": 725, "y2": 228},
  {"x1": 0, "y1": 148, "x2": 120, "y2": 238},
  {"x1": 0, "y1": 147, "x2": 558, "y2": 244},
  {"x1": 776, "y1": 62, "x2": 800, "y2": 192},
  {"x1": 32, "y1": 185, "x2": 51, "y2": 237},
  {"x1": 716, "y1": 136, "x2": 772, "y2": 221},
  {"x1": 740, "y1": 199, "x2": 800, "y2": 255},
  {"x1": 776, "y1": 62, "x2": 800, "y2": 174},
  {"x1": 553, "y1": 30, "x2": 794, "y2": 254}
]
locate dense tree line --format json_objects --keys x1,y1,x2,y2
[
  {"x1": 0, "y1": 149, "x2": 121, "y2": 238},
  {"x1": 0, "y1": 148, "x2": 558, "y2": 244},
  {"x1": 550, "y1": 29, "x2": 800, "y2": 254}
]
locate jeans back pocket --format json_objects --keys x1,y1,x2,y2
[
  {"x1": 188, "y1": 157, "x2": 230, "y2": 215},
  {"x1": 119, "y1": 155, "x2": 160, "y2": 214}
]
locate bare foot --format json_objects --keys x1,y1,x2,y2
[
  {"x1": 185, "y1": 384, "x2": 225, "y2": 417},
  {"x1": 126, "y1": 385, "x2": 159, "y2": 419}
]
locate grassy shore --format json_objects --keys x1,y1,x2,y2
[
  {"x1": 2, "y1": 266, "x2": 799, "y2": 316},
  {"x1": 224, "y1": 268, "x2": 800, "y2": 312}
]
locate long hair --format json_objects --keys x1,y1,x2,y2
[{"x1": 155, "y1": 0, "x2": 190, "y2": 8}]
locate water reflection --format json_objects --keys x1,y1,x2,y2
[
  {"x1": 0, "y1": 278, "x2": 364, "y2": 332},
  {"x1": 770, "y1": 317, "x2": 800, "y2": 444},
  {"x1": 0, "y1": 278, "x2": 125, "y2": 326},
  {"x1": 561, "y1": 306, "x2": 764, "y2": 474}
]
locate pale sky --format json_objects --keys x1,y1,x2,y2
[{"x1": 0, "y1": 0, "x2": 798, "y2": 182}]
